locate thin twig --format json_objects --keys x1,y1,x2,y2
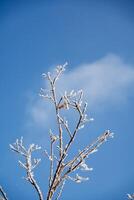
[
  {"x1": 48, "y1": 74, "x2": 63, "y2": 159},
  {"x1": 55, "y1": 180, "x2": 65, "y2": 200},
  {"x1": 61, "y1": 131, "x2": 113, "y2": 182},
  {"x1": 49, "y1": 141, "x2": 54, "y2": 187},
  {"x1": 10, "y1": 139, "x2": 43, "y2": 200},
  {"x1": 57, "y1": 115, "x2": 72, "y2": 138},
  {"x1": 0, "y1": 186, "x2": 8, "y2": 200}
]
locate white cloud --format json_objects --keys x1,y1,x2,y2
[
  {"x1": 58, "y1": 54, "x2": 134, "y2": 107},
  {"x1": 27, "y1": 54, "x2": 134, "y2": 129}
]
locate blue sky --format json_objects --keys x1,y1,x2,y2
[{"x1": 0, "y1": 0, "x2": 134, "y2": 199}]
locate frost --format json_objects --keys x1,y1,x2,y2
[
  {"x1": 78, "y1": 124, "x2": 85, "y2": 130},
  {"x1": 68, "y1": 174, "x2": 89, "y2": 183},
  {"x1": 109, "y1": 132, "x2": 114, "y2": 138},
  {"x1": 75, "y1": 174, "x2": 89, "y2": 183},
  {"x1": 89, "y1": 118, "x2": 94, "y2": 121},
  {"x1": 90, "y1": 149, "x2": 98, "y2": 154},
  {"x1": 80, "y1": 161, "x2": 93, "y2": 171}
]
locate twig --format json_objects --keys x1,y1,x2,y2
[
  {"x1": 49, "y1": 141, "x2": 54, "y2": 187},
  {"x1": 0, "y1": 186, "x2": 8, "y2": 200},
  {"x1": 61, "y1": 130, "x2": 114, "y2": 182},
  {"x1": 55, "y1": 180, "x2": 65, "y2": 200},
  {"x1": 10, "y1": 138, "x2": 43, "y2": 200},
  {"x1": 57, "y1": 115, "x2": 72, "y2": 138},
  {"x1": 127, "y1": 194, "x2": 134, "y2": 199},
  {"x1": 48, "y1": 72, "x2": 63, "y2": 159}
]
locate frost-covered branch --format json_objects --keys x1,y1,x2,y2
[
  {"x1": 9, "y1": 63, "x2": 114, "y2": 200},
  {"x1": 41, "y1": 64, "x2": 68, "y2": 159},
  {"x1": 39, "y1": 64, "x2": 114, "y2": 200},
  {"x1": 0, "y1": 186, "x2": 8, "y2": 200},
  {"x1": 10, "y1": 138, "x2": 43, "y2": 200},
  {"x1": 48, "y1": 130, "x2": 59, "y2": 188},
  {"x1": 61, "y1": 130, "x2": 113, "y2": 183},
  {"x1": 127, "y1": 194, "x2": 134, "y2": 199},
  {"x1": 55, "y1": 180, "x2": 65, "y2": 200}
]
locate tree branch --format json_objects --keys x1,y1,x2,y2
[
  {"x1": 10, "y1": 138, "x2": 43, "y2": 200},
  {"x1": 0, "y1": 186, "x2": 8, "y2": 200}
]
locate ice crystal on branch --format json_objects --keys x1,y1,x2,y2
[
  {"x1": 68, "y1": 174, "x2": 89, "y2": 183},
  {"x1": 79, "y1": 160, "x2": 93, "y2": 171}
]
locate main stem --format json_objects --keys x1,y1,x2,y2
[
  {"x1": 47, "y1": 100, "x2": 83, "y2": 200},
  {"x1": 46, "y1": 81, "x2": 64, "y2": 200},
  {"x1": 46, "y1": 158, "x2": 64, "y2": 200}
]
